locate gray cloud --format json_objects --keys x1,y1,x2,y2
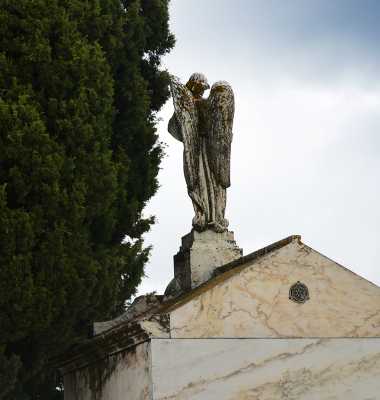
[{"x1": 137, "y1": 0, "x2": 380, "y2": 296}]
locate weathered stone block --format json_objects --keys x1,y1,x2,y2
[{"x1": 174, "y1": 229, "x2": 243, "y2": 291}]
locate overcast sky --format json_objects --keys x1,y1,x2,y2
[{"x1": 135, "y1": 0, "x2": 380, "y2": 297}]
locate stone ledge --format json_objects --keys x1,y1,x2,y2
[
  {"x1": 214, "y1": 234, "x2": 301, "y2": 277},
  {"x1": 90, "y1": 294, "x2": 164, "y2": 338},
  {"x1": 50, "y1": 314, "x2": 170, "y2": 375},
  {"x1": 179, "y1": 230, "x2": 237, "y2": 251}
]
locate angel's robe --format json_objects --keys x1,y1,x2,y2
[{"x1": 168, "y1": 78, "x2": 234, "y2": 233}]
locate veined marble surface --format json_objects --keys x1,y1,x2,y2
[
  {"x1": 64, "y1": 341, "x2": 150, "y2": 400},
  {"x1": 151, "y1": 338, "x2": 380, "y2": 400},
  {"x1": 171, "y1": 240, "x2": 380, "y2": 338}
]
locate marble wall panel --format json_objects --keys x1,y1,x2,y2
[
  {"x1": 64, "y1": 341, "x2": 150, "y2": 400},
  {"x1": 151, "y1": 338, "x2": 380, "y2": 400},
  {"x1": 171, "y1": 241, "x2": 380, "y2": 338}
]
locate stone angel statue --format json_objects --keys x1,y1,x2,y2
[{"x1": 168, "y1": 72, "x2": 234, "y2": 233}]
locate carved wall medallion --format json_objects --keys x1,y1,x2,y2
[{"x1": 289, "y1": 281, "x2": 310, "y2": 303}]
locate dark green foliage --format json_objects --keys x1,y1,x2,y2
[{"x1": 0, "y1": 0, "x2": 175, "y2": 398}]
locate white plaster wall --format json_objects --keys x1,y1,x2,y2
[
  {"x1": 151, "y1": 338, "x2": 380, "y2": 400},
  {"x1": 171, "y1": 241, "x2": 380, "y2": 338},
  {"x1": 64, "y1": 341, "x2": 150, "y2": 400}
]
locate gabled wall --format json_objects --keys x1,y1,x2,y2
[{"x1": 170, "y1": 240, "x2": 380, "y2": 338}]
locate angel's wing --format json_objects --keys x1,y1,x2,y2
[
  {"x1": 169, "y1": 77, "x2": 200, "y2": 190},
  {"x1": 204, "y1": 81, "x2": 234, "y2": 188}
]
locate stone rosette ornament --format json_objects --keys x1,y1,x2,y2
[
  {"x1": 168, "y1": 73, "x2": 234, "y2": 233},
  {"x1": 289, "y1": 281, "x2": 310, "y2": 303}
]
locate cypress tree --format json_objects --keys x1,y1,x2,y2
[{"x1": 0, "y1": 0, "x2": 175, "y2": 398}]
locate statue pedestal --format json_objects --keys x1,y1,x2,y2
[{"x1": 173, "y1": 230, "x2": 243, "y2": 292}]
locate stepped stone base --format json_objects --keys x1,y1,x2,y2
[{"x1": 172, "y1": 230, "x2": 243, "y2": 293}]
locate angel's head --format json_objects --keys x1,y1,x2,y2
[{"x1": 186, "y1": 72, "x2": 210, "y2": 99}]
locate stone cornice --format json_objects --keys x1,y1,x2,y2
[{"x1": 50, "y1": 314, "x2": 170, "y2": 374}]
